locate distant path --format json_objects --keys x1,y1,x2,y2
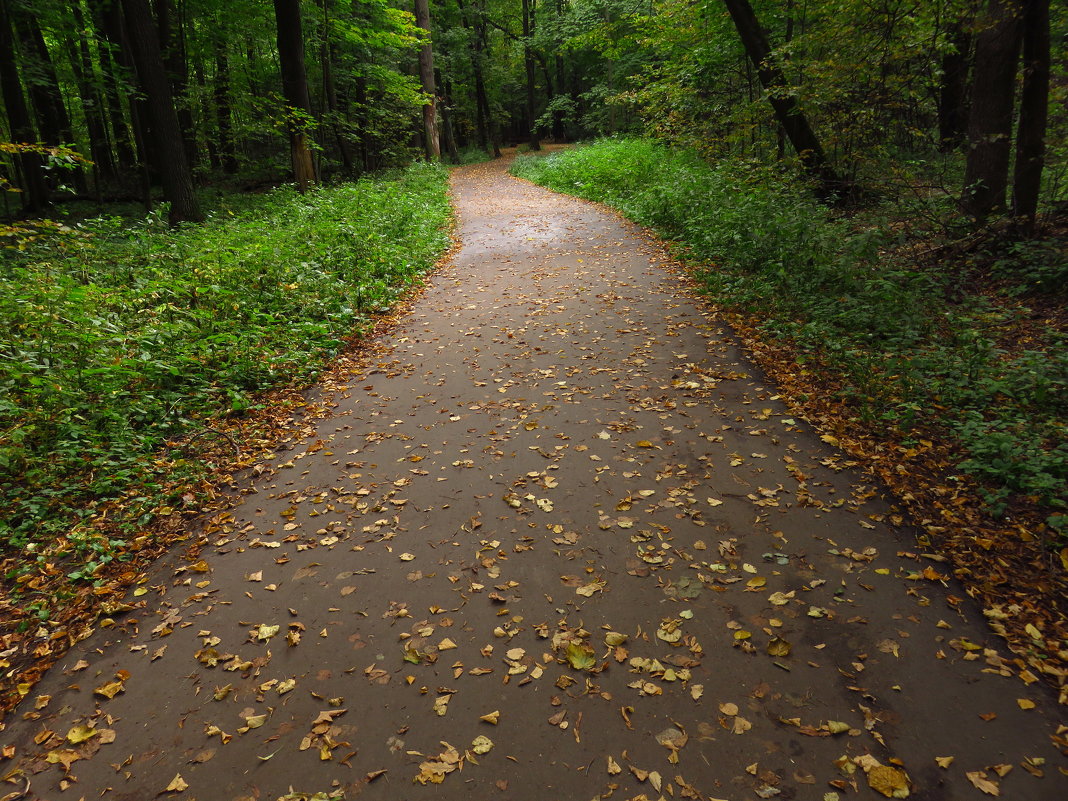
[{"x1": 3, "y1": 154, "x2": 1064, "y2": 800}]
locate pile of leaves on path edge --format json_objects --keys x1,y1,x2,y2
[
  {"x1": 657, "y1": 248, "x2": 1068, "y2": 701},
  {"x1": 0, "y1": 233, "x2": 461, "y2": 717}
]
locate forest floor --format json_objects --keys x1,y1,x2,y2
[{"x1": 0, "y1": 154, "x2": 1065, "y2": 801}]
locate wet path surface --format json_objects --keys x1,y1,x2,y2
[{"x1": 2, "y1": 158, "x2": 1065, "y2": 800}]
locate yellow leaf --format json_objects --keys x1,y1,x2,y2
[
  {"x1": 935, "y1": 756, "x2": 954, "y2": 769},
  {"x1": 607, "y1": 755, "x2": 622, "y2": 774},
  {"x1": 1017, "y1": 698, "x2": 1035, "y2": 710},
  {"x1": 479, "y1": 710, "x2": 500, "y2": 725},
  {"x1": 767, "y1": 638, "x2": 792, "y2": 657},
  {"x1": 471, "y1": 735, "x2": 493, "y2": 755},
  {"x1": 165, "y1": 773, "x2": 189, "y2": 793},
  {"x1": 66, "y1": 724, "x2": 97, "y2": 744},
  {"x1": 93, "y1": 680, "x2": 125, "y2": 700},
  {"x1": 868, "y1": 765, "x2": 910, "y2": 798},
  {"x1": 636, "y1": 440, "x2": 654, "y2": 448}
]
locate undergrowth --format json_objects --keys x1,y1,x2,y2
[
  {"x1": 513, "y1": 139, "x2": 1067, "y2": 541},
  {"x1": 0, "y1": 162, "x2": 452, "y2": 584}
]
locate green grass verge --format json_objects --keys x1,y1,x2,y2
[
  {"x1": 1, "y1": 162, "x2": 452, "y2": 579},
  {"x1": 513, "y1": 139, "x2": 1067, "y2": 539}
]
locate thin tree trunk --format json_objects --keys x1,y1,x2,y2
[
  {"x1": 95, "y1": 0, "x2": 140, "y2": 173},
  {"x1": 120, "y1": 0, "x2": 202, "y2": 222},
  {"x1": 1011, "y1": 0, "x2": 1049, "y2": 230},
  {"x1": 721, "y1": 0, "x2": 842, "y2": 196},
  {"x1": 0, "y1": 0, "x2": 48, "y2": 212},
  {"x1": 414, "y1": 0, "x2": 440, "y2": 160},
  {"x1": 67, "y1": 1, "x2": 115, "y2": 184},
  {"x1": 438, "y1": 70, "x2": 460, "y2": 163},
  {"x1": 273, "y1": 0, "x2": 317, "y2": 190},
  {"x1": 457, "y1": 0, "x2": 491, "y2": 154},
  {"x1": 319, "y1": 0, "x2": 355, "y2": 174},
  {"x1": 522, "y1": 0, "x2": 540, "y2": 150},
  {"x1": 961, "y1": 0, "x2": 1023, "y2": 220},
  {"x1": 214, "y1": 39, "x2": 238, "y2": 174},
  {"x1": 15, "y1": 14, "x2": 87, "y2": 193}
]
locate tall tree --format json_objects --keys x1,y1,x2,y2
[
  {"x1": 273, "y1": 0, "x2": 317, "y2": 190},
  {"x1": 213, "y1": 35, "x2": 238, "y2": 174},
  {"x1": 414, "y1": 0, "x2": 440, "y2": 160},
  {"x1": 960, "y1": 0, "x2": 1023, "y2": 220},
  {"x1": 120, "y1": 0, "x2": 202, "y2": 222},
  {"x1": 0, "y1": 0, "x2": 48, "y2": 211},
  {"x1": 937, "y1": 20, "x2": 972, "y2": 151},
  {"x1": 1011, "y1": 0, "x2": 1050, "y2": 230},
  {"x1": 67, "y1": 0, "x2": 115, "y2": 184},
  {"x1": 522, "y1": 0, "x2": 540, "y2": 150},
  {"x1": 720, "y1": 0, "x2": 841, "y2": 197}
]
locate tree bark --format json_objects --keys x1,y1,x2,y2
[
  {"x1": 1011, "y1": 0, "x2": 1049, "y2": 230},
  {"x1": 120, "y1": 0, "x2": 203, "y2": 222},
  {"x1": 214, "y1": 39, "x2": 238, "y2": 174},
  {"x1": 95, "y1": 0, "x2": 144, "y2": 177},
  {"x1": 0, "y1": 0, "x2": 48, "y2": 212},
  {"x1": 318, "y1": 0, "x2": 355, "y2": 174},
  {"x1": 438, "y1": 70, "x2": 460, "y2": 163},
  {"x1": 721, "y1": 0, "x2": 842, "y2": 196},
  {"x1": 67, "y1": 0, "x2": 115, "y2": 184},
  {"x1": 15, "y1": 13, "x2": 85, "y2": 194},
  {"x1": 457, "y1": 0, "x2": 492, "y2": 155},
  {"x1": 522, "y1": 0, "x2": 540, "y2": 150},
  {"x1": 273, "y1": 0, "x2": 317, "y2": 190},
  {"x1": 414, "y1": 0, "x2": 440, "y2": 160},
  {"x1": 961, "y1": 0, "x2": 1023, "y2": 220},
  {"x1": 937, "y1": 22, "x2": 971, "y2": 151},
  {"x1": 155, "y1": 0, "x2": 197, "y2": 170}
]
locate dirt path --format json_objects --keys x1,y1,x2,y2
[{"x1": 2, "y1": 156, "x2": 1064, "y2": 801}]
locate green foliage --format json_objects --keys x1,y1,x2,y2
[
  {"x1": 0, "y1": 162, "x2": 452, "y2": 565},
  {"x1": 514, "y1": 139, "x2": 1068, "y2": 531}
]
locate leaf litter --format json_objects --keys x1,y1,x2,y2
[{"x1": 0, "y1": 153, "x2": 1063, "y2": 801}]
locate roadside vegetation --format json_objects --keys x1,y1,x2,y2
[
  {"x1": 1, "y1": 163, "x2": 451, "y2": 606},
  {"x1": 514, "y1": 139, "x2": 1067, "y2": 549}
]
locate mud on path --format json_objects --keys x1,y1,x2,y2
[{"x1": 1, "y1": 156, "x2": 1065, "y2": 800}]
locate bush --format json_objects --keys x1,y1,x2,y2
[{"x1": 0, "y1": 163, "x2": 452, "y2": 561}]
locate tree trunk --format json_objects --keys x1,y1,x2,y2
[
  {"x1": 273, "y1": 0, "x2": 317, "y2": 190},
  {"x1": 721, "y1": 0, "x2": 842, "y2": 196},
  {"x1": 67, "y1": 0, "x2": 115, "y2": 185},
  {"x1": 457, "y1": 0, "x2": 492, "y2": 155},
  {"x1": 155, "y1": 0, "x2": 197, "y2": 170},
  {"x1": 319, "y1": 0, "x2": 355, "y2": 174},
  {"x1": 522, "y1": 0, "x2": 540, "y2": 150},
  {"x1": 95, "y1": 0, "x2": 141, "y2": 174},
  {"x1": 1011, "y1": 0, "x2": 1049, "y2": 231},
  {"x1": 438, "y1": 70, "x2": 460, "y2": 163},
  {"x1": 414, "y1": 0, "x2": 440, "y2": 160},
  {"x1": 937, "y1": 22, "x2": 972, "y2": 151},
  {"x1": 0, "y1": 0, "x2": 48, "y2": 212},
  {"x1": 15, "y1": 14, "x2": 87, "y2": 193},
  {"x1": 214, "y1": 40, "x2": 238, "y2": 174},
  {"x1": 961, "y1": 0, "x2": 1023, "y2": 220},
  {"x1": 120, "y1": 0, "x2": 202, "y2": 222}
]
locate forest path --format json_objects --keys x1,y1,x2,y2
[{"x1": 2, "y1": 155, "x2": 1065, "y2": 801}]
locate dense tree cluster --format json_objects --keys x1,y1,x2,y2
[{"x1": 0, "y1": 0, "x2": 1063, "y2": 227}]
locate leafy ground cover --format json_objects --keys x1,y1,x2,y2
[
  {"x1": 0, "y1": 163, "x2": 452, "y2": 616},
  {"x1": 513, "y1": 139, "x2": 1067, "y2": 670}
]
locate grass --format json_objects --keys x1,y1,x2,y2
[
  {"x1": 513, "y1": 138, "x2": 1067, "y2": 542},
  {"x1": 0, "y1": 162, "x2": 452, "y2": 587}
]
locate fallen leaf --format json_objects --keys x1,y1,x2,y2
[
  {"x1": 165, "y1": 773, "x2": 188, "y2": 793},
  {"x1": 965, "y1": 771, "x2": 999, "y2": 796},
  {"x1": 867, "y1": 765, "x2": 910, "y2": 798},
  {"x1": 471, "y1": 735, "x2": 493, "y2": 754}
]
